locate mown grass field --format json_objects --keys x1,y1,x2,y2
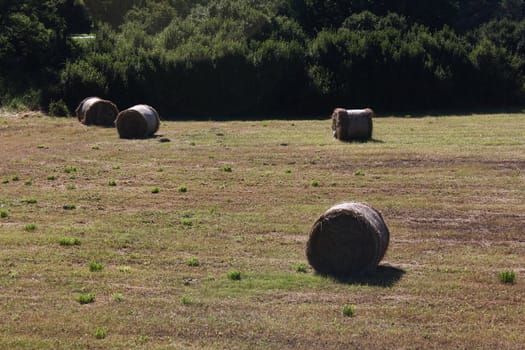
[{"x1": 0, "y1": 110, "x2": 524, "y2": 349}]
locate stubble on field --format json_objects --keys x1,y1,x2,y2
[{"x1": 0, "y1": 111, "x2": 523, "y2": 349}]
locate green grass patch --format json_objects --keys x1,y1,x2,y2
[
  {"x1": 187, "y1": 257, "x2": 200, "y2": 266},
  {"x1": 227, "y1": 270, "x2": 242, "y2": 281},
  {"x1": 59, "y1": 237, "x2": 81, "y2": 246},
  {"x1": 181, "y1": 218, "x2": 193, "y2": 227},
  {"x1": 113, "y1": 293, "x2": 124, "y2": 302},
  {"x1": 220, "y1": 165, "x2": 232, "y2": 172},
  {"x1": 343, "y1": 304, "x2": 356, "y2": 317},
  {"x1": 94, "y1": 327, "x2": 107, "y2": 339},
  {"x1": 23, "y1": 223, "x2": 36, "y2": 231},
  {"x1": 21, "y1": 198, "x2": 37, "y2": 204},
  {"x1": 295, "y1": 263, "x2": 309, "y2": 273},
  {"x1": 499, "y1": 271, "x2": 516, "y2": 284},
  {"x1": 77, "y1": 293, "x2": 95, "y2": 304},
  {"x1": 89, "y1": 261, "x2": 104, "y2": 272},
  {"x1": 181, "y1": 295, "x2": 194, "y2": 306},
  {"x1": 64, "y1": 166, "x2": 77, "y2": 174}
]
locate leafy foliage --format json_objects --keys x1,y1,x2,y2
[{"x1": 2, "y1": 0, "x2": 525, "y2": 115}]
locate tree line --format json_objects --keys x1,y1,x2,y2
[{"x1": 1, "y1": 0, "x2": 524, "y2": 117}]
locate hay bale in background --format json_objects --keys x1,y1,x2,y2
[
  {"x1": 306, "y1": 202, "x2": 389, "y2": 278},
  {"x1": 331, "y1": 108, "x2": 374, "y2": 141},
  {"x1": 115, "y1": 104, "x2": 160, "y2": 139},
  {"x1": 75, "y1": 97, "x2": 119, "y2": 126}
]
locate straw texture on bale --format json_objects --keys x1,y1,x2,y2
[
  {"x1": 331, "y1": 108, "x2": 374, "y2": 141},
  {"x1": 306, "y1": 202, "x2": 389, "y2": 277},
  {"x1": 75, "y1": 97, "x2": 119, "y2": 126},
  {"x1": 115, "y1": 104, "x2": 160, "y2": 139}
]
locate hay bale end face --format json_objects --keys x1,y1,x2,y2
[
  {"x1": 306, "y1": 202, "x2": 389, "y2": 278},
  {"x1": 115, "y1": 104, "x2": 160, "y2": 139},
  {"x1": 331, "y1": 108, "x2": 374, "y2": 141},
  {"x1": 75, "y1": 97, "x2": 119, "y2": 127}
]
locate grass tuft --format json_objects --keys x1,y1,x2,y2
[
  {"x1": 181, "y1": 295, "x2": 193, "y2": 305},
  {"x1": 227, "y1": 270, "x2": 242, "y2": 281},
  {"x1": 89, "y1": 261, "x2": 104, "y2": 272},
  {"x1": 24, "y1": 223, "x2": 36, "y2": 231},
  {"x1": 499, "y1": 271, "x2": 516, "y2": 284},
  {"x1": 343, "y1": 304, "x2": 356, "y2": 317},
  {"x1": 64, "y1": 166, "x2": 77, "y2": 174},
  {"x1": 181, "y1": 218, "x2": 193, "y2": 227},
  {"x1": 21, "y1": 197, "x2": 37, "y2": 204},
  {"x1": 77, "y1": 293, "x2": 95, "y2": 304},
  {"x1": 295, "y1": 263, "x2": 309, "y2": 273},
  {"x1": 113, "y1": 293, "x2": 124, "y2": 302},
  {"x1": 221, "y1": 165, "x2": 232, "y2": 172},
  {"x1": 187, "y1": 257, "x2": 200, "y2": 266},
  {"x1": 59, "y1": 237, "x2": 81, "y2": 246},
  {"x1": 94, "y1": 327, "x2": 107, "y2": 339}
]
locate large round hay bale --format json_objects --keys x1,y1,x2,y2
[
  {"x1": 115, "y1": 104, "x2": 160, "y2": 139},
  {"x1": 306, "y1": 202, "x2": 389, "y2": 278},
  {"x1": 331, "y1": 108, "x2": 373, "y2": 141},
  {"x1": 75, "y1": 97, "x2": 119, "y2": 126}
]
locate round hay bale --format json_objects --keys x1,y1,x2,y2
[
  {"x1": 115, "y1": 104, "x2": 160, "y2": 139},
  {"x1": 306, "y1": 202, "x2": 389, "y2": 278},
  {"x1": 75, "y1": 97, "x2": 119, "y2": 126},
  {"x1": 331, "y1": 108, "x2": 373, "y2": 141}
]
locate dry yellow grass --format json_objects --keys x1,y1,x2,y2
[{"x1": 0, "y1": 111, "x2": 524, "y2": 349}]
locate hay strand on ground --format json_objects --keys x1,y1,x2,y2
[
  {"x1": 306, "y1": 202, "x2": 390, "y2": 278},
  {"x1": 331, "y1": 108, "x2": 374, "y2": 141},
  {"x1": 115, "y1": 104, "x2": 160, "y2": 139},
  {"x1": 75, "y1": 97, "x2": 119, "y2": 127}
]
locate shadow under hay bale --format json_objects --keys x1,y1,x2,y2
[
  {"x1": 75, "y1": 97, "x2": 119, "y2": 127},
  {"x1": 306, "y1": 202, "x2": 390, "y2": 279},
  {"x1": 115, "y1": 104, "x2": 160, "y2": 139},
  {"x1": 331, "y1": 108, "x2": 374, "y2": 141},
  {"x1": 334, "y1": 264, "x2": 405, "y2": 286}
]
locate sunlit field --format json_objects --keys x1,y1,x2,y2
[{"x1": 1, "y1": 111, "x2": 523, "y2": 349}]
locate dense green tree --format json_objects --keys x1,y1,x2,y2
[
  {"x1": 0, "y1": 0, "x2": 75, "y2": 107},
  {"x1": 2, "y1": 0, "x2": 525, "y2": 114}
]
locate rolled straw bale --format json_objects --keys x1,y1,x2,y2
[
  {"x1": 306, "y1": 202, "x2": 389, "y2": 277},
  {"x1": 75, "y1": 97, "x2": 119, "y2": 126},
  {"x1": 115, "y1": 104, "x2": 160, "y2": 139},
  {"x1": 331, "y1": 108, "x2": 374, "y2": 141}
]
